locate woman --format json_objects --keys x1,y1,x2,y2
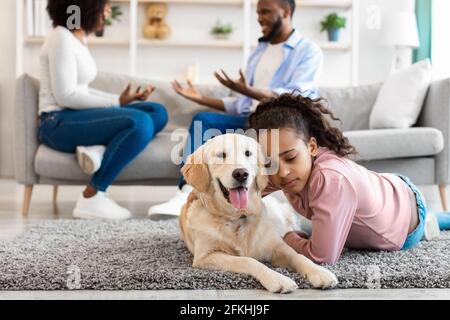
[{"x1": 39, "y1": 0, "x2": 168, "y2": 220}]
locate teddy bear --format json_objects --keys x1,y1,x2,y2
[{"x1": 142, "y1": 3, "x2": 171, "y2": 39}]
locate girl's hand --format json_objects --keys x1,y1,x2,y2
[
  {"x1": 119, "y1": 83, "x2": 155, "y2": 106},
  {"x1": 283, "y1": 231, "x2": 309, "y2": 250},
  {"x1": 185, "y1": 192, "x2": 198, "y2": 210}
]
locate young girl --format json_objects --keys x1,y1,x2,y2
[{"x1": 248, "y1": 94, "x2": 450, "y2": 264}]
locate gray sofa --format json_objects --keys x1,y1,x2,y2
[{"x1": 14, "y1": 72, "x2": 450, "y2": 215}]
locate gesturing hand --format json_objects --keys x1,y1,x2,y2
[
  {"x1": 119, "y1": 82, "x2": 155, "y2": 106},
  {"x1": 172, "y1": 80, "x2": 202, "y2": 102},
  {"x1": 214, "y1": 68, "x2": 249, "y2": 95}
]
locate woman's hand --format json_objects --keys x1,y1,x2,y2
[
  {"x1": 119, "y1": 82, "x2": 155, "y2": 106},
  {"x1": 172, "y1": 80, "x2": 202, "y2": 102}
]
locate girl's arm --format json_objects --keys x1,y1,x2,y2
[{"x1": 284, "y1": 171, "x2": 357, "y2": 264}]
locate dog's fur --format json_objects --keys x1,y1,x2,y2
[{"x1": 179, "y1": 134, "x2": 338, "y2": 293}]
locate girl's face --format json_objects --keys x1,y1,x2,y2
[{"x1": 259, "y1": 128, "x2": 318, "y2": 194}]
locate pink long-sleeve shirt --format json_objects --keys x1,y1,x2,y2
[{"x1": 264, "y1": 148, "x2": 413, "y2": 264}]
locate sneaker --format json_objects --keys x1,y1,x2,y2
[
  {"x1": 147, "y1": 185, "x2": 193, "y2": 219},
  {"x1": 424, "y1": 213, "x2": 440, "y2": 241},
  {"x1": 76, "y1": 145, "x2": 106, "y2": 175},
  {"x1": 73, "y1": 192, "x2": 131, "y2": 220}
]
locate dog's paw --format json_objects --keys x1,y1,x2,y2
[
  {"x1": 305, "y1": 266, "x2": 338, "y2": 289},
  {"x1": 261, "y1": 272, "x2": 298, "y2": 294}
]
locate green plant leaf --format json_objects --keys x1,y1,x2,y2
[
  {"x1": 320, "y1": 12, "x2": 347, "y2": 32},
  {"x1": 211, "y1": 20, "x2": 233, "y2": 35},
  {"x1": 105, "y1": 5, "x2": 123, "y2": 27}
]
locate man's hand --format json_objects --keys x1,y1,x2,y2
[
  {"x1": 172, "y1": 80, "x2": 202, "y2": 102},
  {"x1": 171, "y1": 80, "x2": 226, "y2": 111},
  {"x1": 119, "y1": 82, "x2": 155, "y2": 106},
  {"x1": 214, "y1": 69, "x2": 249, "y2": 96},
  {"x1": 214, "y1": 69, "x2": 277, "y2": 102}
]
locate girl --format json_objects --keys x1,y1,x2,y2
[
  {"x1": 40, "y1": 0, "x2": 168, "y2": 220},
  {"x1": 248, "y1": 94, "x2": 450, "y2": 264}
]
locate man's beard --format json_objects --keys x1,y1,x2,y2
[{"x1": 260, "y1": 15, "x2": 283, "y2": 42}]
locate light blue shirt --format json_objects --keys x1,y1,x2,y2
[{"x1": 222, "y1": 30, "x2": 323, "y2": 115}]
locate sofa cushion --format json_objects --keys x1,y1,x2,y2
[
  {"x1": 346, "y1": 127, "x2": 444, "y2": 161},
  {"x1": 320, "y1": 83, "x2": 381, "y2": 131},
  {"x1": 35, "y1": 132, "x2": 185, "y2": 182},
  {"x1": 369, "y1": 59, "x2": 432, "y2": 129},
  {"x1": 35, "y1": 127, "x2": 443, "y2": 182}
]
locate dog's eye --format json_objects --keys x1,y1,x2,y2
[
  {"x1": 245, "y1": 150, "x2": 252, "y2": 157},
  {"x1": 217, "y1": 152, "x2": 227, "y2": 159}
]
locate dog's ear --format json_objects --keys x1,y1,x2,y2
[{"x1": 181, "y1": 148, "x2": 210, "y2": 192}]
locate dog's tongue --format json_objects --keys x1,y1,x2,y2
[{"x1": 229, "y1": 187, "x2": 248, "y2": 209}]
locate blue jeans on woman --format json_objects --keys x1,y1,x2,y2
[
  {"x1": 178, "y1": 111, "x2": 249, "y2": 188},
  {"x1": 38, "y1": 102, "x2": 168, "y2": 192}
]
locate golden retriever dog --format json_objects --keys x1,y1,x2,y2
[{"x1": 179, "y1": 133, "x2": 338, "y2": 293}]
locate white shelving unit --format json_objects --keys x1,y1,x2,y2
[{"x1": 16, "y1": 0, "x2": 359, "y2": 86}]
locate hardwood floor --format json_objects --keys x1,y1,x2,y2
[{"x1": 0, "y1": 179, "x2": 449, "y2": 300}]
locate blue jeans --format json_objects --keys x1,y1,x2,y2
[
  {"x1": 38, "y1": 102, "x2": 168, "y2": 192},
  {"x1": 399, "y1": 175, "x2": 450, "y2": 250},
  {"x1": 178, "y1": 112, "x2": 249, "y2": 188},
  {"x1": 397, "y1": 175, "x2": 428, "y2": 250}
]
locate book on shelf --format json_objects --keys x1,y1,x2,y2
[{"x1": 25, "y1": 0, "x2": 51, "y2": 37}]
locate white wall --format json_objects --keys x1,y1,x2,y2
[
  {"x1": 432, "y1": 0, "x2": 450, "y2": 80},
  {"x1": 0, "y1": 0, "x2": 17, "y2": 177},
  {"x1": 358, "y1": 0, "x2": 415, "y2": 85}
]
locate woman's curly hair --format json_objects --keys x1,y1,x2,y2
[
  {"x1": 248, "y1": 93, "x2": 356, "y2": 157},
  {"x1": 47, "y1": 0, "x2": 108, "y2": 34}
]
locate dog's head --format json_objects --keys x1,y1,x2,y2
[{"x1": 181, "y1": 134, "x2": 268, "y2": 214}]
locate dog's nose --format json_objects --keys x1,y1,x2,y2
[{"x1": 232, "y1": 168, "x2": 249, "y2": 183}]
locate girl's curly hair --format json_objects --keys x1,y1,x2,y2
[{"x1": 248, "y1": 93, "x2": 356, "y2": 157}]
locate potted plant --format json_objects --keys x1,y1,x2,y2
[
  {"x1": 320, "y1": 12, "x2": 346, "y2": 42},
  {"x1": 95, "y1": 5, "x2": 123, "y2": 37},
  {"x1": 211, "y1": 20, "x2": 233, "y2": 40}
]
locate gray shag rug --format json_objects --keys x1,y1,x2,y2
[{"x1": 0, "y1": 219, "x2": 449, "y2": 290}]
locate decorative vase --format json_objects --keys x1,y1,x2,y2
[
  {"x1": 213, "y1": 33, "x2": 230, "y2": 40},
  {"x1": 327, "y1": 28, "x2": 340, "y2": 42}
]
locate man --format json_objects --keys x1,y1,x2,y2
[{"x1": 148, "y1": 0, "x2": 323, "y2": 217}]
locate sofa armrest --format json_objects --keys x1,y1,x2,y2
[
  {"x1": 14, "y1": 74, "x2": 40, "y2": 185},
  {"x1": 417, "y1": 78, "x2": 450, "y2": 185}
]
